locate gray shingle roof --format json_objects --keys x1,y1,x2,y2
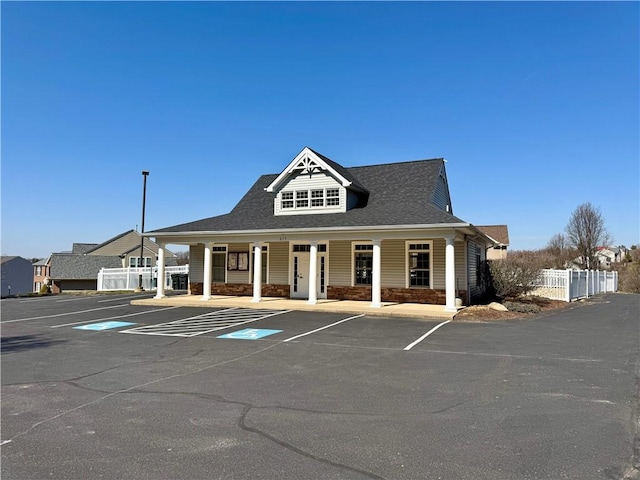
[
  {"x1": 151, "y1": 156, "x2": 467, "y2": 234},
  {"x1": 72, "y1": 243, "x2": 99, "y2": 254},
  {"x1": 49, "y1": 254, "x2": 122, "y2": 280}
]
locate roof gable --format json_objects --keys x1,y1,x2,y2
[{"x1": 265, "y1": 147, "x2": 367, "y2": 194}]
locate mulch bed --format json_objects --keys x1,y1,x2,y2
[{"x1": 453, "y1": 297, "x2": 572, "y2": 322}]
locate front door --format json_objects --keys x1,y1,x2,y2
[{"x1": 291, "y1": 252, "x2": 326, "y2": 300}]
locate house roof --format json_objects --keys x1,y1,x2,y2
[
  {"x1": 49, "y1": 254, "x2": 122, "y2": 280},
  {"x1": 477, "y1": 225, "x2": 510, "y2": 246},
  {"x1": 84, "y1": 230, "x2": 137, "y2": 254},
  {"x1": 151, "y1": 155, "x2": 468, "y2": 235},
  {"x1": 84, "y1": 229, "x2": 177, "y2": 257},
  {"x1": 72, "y1": 243, "x2": 99, "y2": 254},
  {"x1": 1, "y1": 256, "x2": 32, "y2": 265}
]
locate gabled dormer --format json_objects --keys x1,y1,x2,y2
[{"x1": 265, "y1": 147, "x2": 368, "y2": 216}]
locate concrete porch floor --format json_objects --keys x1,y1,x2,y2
[{"x1": 131, "y1": 294, "x2": 458, "y2": 320}]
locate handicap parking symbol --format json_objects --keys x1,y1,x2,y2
[
  {"x1": 217, "y1": 328, "x2": 282, "y2": 340},
  {"x1": 74, "y1": 321, "x2": 136, "y2": 331}
]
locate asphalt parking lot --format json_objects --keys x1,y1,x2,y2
[{"x1": 1, "y1": 292, "x2": 639, "y2": 480}]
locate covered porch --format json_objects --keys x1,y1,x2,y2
[
  {"x1": 131, "y1": 293, "x2": 458, "y2": 320},
  {"x1": 148, "y1": 226, "x2": 489, "y2": 314}
]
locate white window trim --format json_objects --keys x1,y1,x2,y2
[
  {"x1": 280, "y1": 187, "x2": 342, "y2": 211},
  {"x1": 129, "y1": 256, "x2": 152, "y2": 268},
  {"x1": 405, "y1": 240, "x2": 433, "y2": 289},
  {"x1": 211, "y1": 244, "x2": 228, "y2": 283},
  {"x1": 351, "y1": 241, "x2": 374, "y2": 287}
]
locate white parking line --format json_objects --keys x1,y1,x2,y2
[
  {"x1": 404, "y1": 320, "x2": 451, "y2": 351},
  {"x1": 282, "y1": 314, "x2": 364, "y2": 342},
  {"x1": 98, "y1": 294, "x2": 155, "y2": 303},
  {"x1": 0, "y1": 304, "x2": 129, "y2": 324},
  {"x1": 55, "y1": 297, "x2": 96, "y2": 303},
  {"x1": 50, "y1": 306, "x2": 180, "y2": 328}
]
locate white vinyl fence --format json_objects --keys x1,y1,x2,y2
[
  {"x1": 530, "y1": 269, "x2": 618, "y2": 302},
  {"x1": 98, "y1": 265, "x2": 189, "y2": 292}
]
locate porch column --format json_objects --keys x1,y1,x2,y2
[
  {"x1": 371, "y1": 239, "x2": 382, "y2": 308},
  {"x1": 154, "y1": 242, "x2": 166, "y2": 299},
  {"x1": 251, "y1": 243, "x2": 262, "y2": 303},
  {"x1": 444, "y1": 236, "x2": 456, "y2": 312},
  {"x1": 202, "y1": 243, "x2": 212, "y2": 301},
  {"x1": 307, "y1": 241, "x2": 318, "y2": 304}
]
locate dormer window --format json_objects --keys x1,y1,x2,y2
[
  {"x1": 281, "y1": 192, "x2": 294, "y2": 209},
  {"x1": 281, "y1": 188, "x2": 341, "y2": 211},
  {"x1": 296, "y1": 191, "x2": 308, "y2": 208},
  {"x1": 268, "y1": 147, "x2": 367, "y2": 216},
  {"x1": 326, "y1": 188, "x2": 340, "y2": 206}
]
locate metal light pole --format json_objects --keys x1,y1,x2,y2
[{"x1": 137, "y1": 170, "x2": 150, "y2": 292}]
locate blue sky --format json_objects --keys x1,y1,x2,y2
[{"x1": 2, "y1": 2, "x2": 638, "y2": 259}]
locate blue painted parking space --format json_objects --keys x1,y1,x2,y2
[
  {"x1": 217, "y1": 328, "x2": 283, "y2": 340},
  {"x1": 73, "y1": 321, "x2": 137, "y2": 331}
]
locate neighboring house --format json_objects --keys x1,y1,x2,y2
[
  {"x1": 33, "y1": 258, "x2": 51, "y2": 293},
  {"x1": 49, "y1": 254, "x2": 123, "y2": 292},
  {"x1": 146, "y1": 147, "x2": 496, "y2": 310},
  {"x1": 595, "y1": 246, "x2": 628, "y2": 269},
  {"x1": 83, "y1": 230, "x2": 177, "y2": 268},
  {"x1": 477, "y1": 225, "x2": 510, "y2": 260},
  {"x1": 46, "y1": 230, "x2": 178, "y2": 293},
  {"x1": 1, "y1": 256, "x2": 34, "y2": 297}
]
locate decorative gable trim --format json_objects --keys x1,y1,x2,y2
[{"x1": 265, "y1": 147, "x2": 353, "y2": 193}]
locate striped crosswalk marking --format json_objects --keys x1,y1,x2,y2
[{"x1": 119, "y1": 308, "x2": 290, "y2": 337}]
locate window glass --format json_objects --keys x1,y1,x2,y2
[
  {"x1": 408, "y1": 244, "x2": 430, "y2": 287},
  {"x1": 355, "y1": 252, "x2": 373, "y2": 285}
]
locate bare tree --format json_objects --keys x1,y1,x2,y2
[
  {"x1": 565, "y1": 202, "x2": 611, "y2": 269},
  {"x1": 544, "y1": 233, "x2": 576, "y2": 269},
  {"x1": 175, "y1": 250, "x2": 189, "y2": 266},
  {"x1": 488, "y1": 250, "x2": 548, "y2": 299}
]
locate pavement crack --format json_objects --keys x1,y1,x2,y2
[
  {"x1": 238, "y1": 405, "x2": 386, "y2": 480},
  {"x1": 1, "y1": 343, "x2": 278, "y2": 445}
]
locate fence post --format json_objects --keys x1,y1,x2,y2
[{"x1": 565, "y1": 269, "x2": 571, "y2": 302}]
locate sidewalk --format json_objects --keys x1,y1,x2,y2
[{"x1": 131, "y1": 294, "x2": 458, "y2": 320}]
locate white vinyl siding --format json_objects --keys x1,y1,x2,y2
[
  {"x1": 268, "y1": 242, "x2": 289, "y2": 284},
  {"x1": 274, "y1": 171, "x2": 346, "y2": 215},
  {"x1": 431, "y1": 238, "x2": 466, "y2": 290},
  {"x1": 380, "y1": 239, "x2": 405, "y2": 287},
  {"x1": 328, "y1": 240, "x2": 351, "y2": 286},
  {"x1": 190, "y1": 244, "x2": 204, "y2": 283}
]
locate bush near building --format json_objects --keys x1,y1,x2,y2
[{"x1": 614, "y1": 247, "x2": 640, "y2": 294}]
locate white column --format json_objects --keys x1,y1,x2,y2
[
  {"x1": 154, "y1": 243, "x2": 166, "y2": 299},
  {"x1": 202, "y1": 243, "x2": 212, "y2": 301},
  {"x1": 251, "y1": 243, "x2": 262, "y2": 303},
  {"x1": 444, "y1": 236, "x2": 457, "y2": 312},
  {"x1": 307, "y1": 241, "x2": 318, "y2": 304},
  {"x1": 371, "y1": 239, "x2": 382, "y2": 308}
]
